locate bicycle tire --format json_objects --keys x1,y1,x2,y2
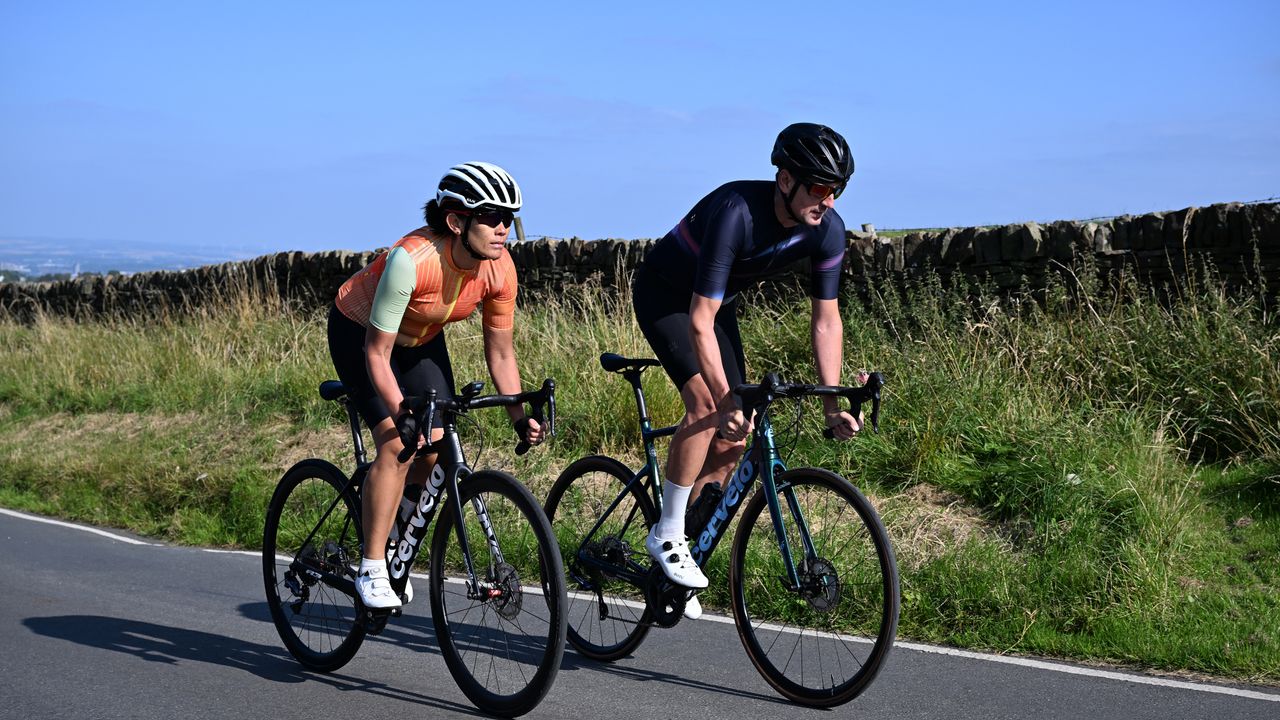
[
  {"x1": 729, "y1": 467, "x2": 899, "y2": 707},
  {"x1": 262, "y1": 459, "x2": 367, "y2": 672},
  {"x1": 543, "y1": 455, "x2": 657, "y2": 661},
  {"x1": 429, "y1": 470, "x2": 567, "y2": 718}
]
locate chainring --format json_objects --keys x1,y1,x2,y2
[{"x1": 643, "y1": 566, "x2": 686, "y2": 628}]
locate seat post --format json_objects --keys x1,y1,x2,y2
[
  {"x1": 342, "y1": 398, "x2": 367, "y2": 466},
  {"x1": 624, "y1": 369, "x2": 652, "y2": 428}
]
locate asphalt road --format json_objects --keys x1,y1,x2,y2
[{"x1": 2, "y1": 508, "x2": 1276, "y2": 720}]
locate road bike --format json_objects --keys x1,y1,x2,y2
[
  {"x1": 262, "y1": 378, "x2": 567, "y2": 718},
  {"x1": 544, "y1": 354, "x2": 899, "y2": 707}
]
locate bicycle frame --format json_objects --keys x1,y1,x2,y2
[
  {"x1": 578, "y1": 366, "x2": 819, "y2": 596},
  {"x1": 290, "y1": 391, "x2": 502, "y2": 605}
]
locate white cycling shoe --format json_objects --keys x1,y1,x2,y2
[
  {"x1": 645, "y1": 530, "x2": 709, "y2": 589},
  {"x1": 356, "y1": 569, "x2": 402, "y2": 610},
  {"x1": 683, "y1": 593, "x2": 703, "y2": 620}
]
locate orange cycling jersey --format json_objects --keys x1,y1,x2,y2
[{"x1": 335, "y1": 229, "x2": 518, "y2": 347}]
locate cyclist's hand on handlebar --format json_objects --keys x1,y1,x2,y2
[
  {"x1": 395, "y1": 411, "x2": 422, "y2": 450},
  {"x1": 514, "y1": 416, "x2": 544, "y2": 446},
  {"x1": 718, "y1": 408, "x2": 753, "y2": 442},
  {"x1": 824, "y1": 410, "x2": 862, "y2": 441}
]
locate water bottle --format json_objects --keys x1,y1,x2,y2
[{"x1": 684, "y1": 483, "x2": 724, "y2": 536}]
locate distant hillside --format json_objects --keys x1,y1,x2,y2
[{"x1": 0, "y1": 235, "x2": 272, "y2": 279}]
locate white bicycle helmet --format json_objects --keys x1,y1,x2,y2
[{"x1": 436, "y1": 161, "x2": 523, "y2": 211}]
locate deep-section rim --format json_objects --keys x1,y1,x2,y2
[
  {"x1": 544, "y1": 454, "x2": 657, "y2": 661},
  {"x1": 428, "y1": 469, "x2": 568, "y2": 717},
  {"x1": 729, "y1": 467, "x2": 899, "y2": 707}
]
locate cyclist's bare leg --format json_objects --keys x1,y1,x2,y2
[
  {"x1": 647, "y1": 375, "x2": 718, "y2": 588},
  {"x1": 664, "y1": 375, "x2": 719, "y2": 491},
  {"x1": 691, "y1": 433, "x2": 745, "y2": 501},
  {"x1": 405, "y1": 427, "x2": 445, "y2": 488},
  {"x1": 362, "y1": 419, "x2": 412, "y2": 562},
  {"x1": 364, "y1": 424, "x2": 444, "y2": 561}
]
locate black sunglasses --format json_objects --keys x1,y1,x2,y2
[{"x1": 456, "y1": 208, "x2": 516, "y2": 227}]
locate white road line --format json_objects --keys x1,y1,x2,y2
[
  {"x1": 202, "y1": 548, "x2": 260, "y2": 557},
  {"x1": 892, "y1": 642, "x2": 1280, "y2": 702},
  {"x1": 0, "y1": 507, "x2": 155, "y2": 545},
  {"x1": 563, "y1": 589, "x2": 1278, "y2": 702},
  {"x1": 5, "y1": 507, "x2": 1276, "y2": 703}
]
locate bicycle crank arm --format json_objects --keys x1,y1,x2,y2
[{"x1": 289, "y1": 559, "x2": 357, "y2": 598}]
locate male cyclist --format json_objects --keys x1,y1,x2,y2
[{"x1": 632, "y1": 123, "x2": 862, "y2": 617}]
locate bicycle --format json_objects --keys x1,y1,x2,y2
[
  {"x1": 544, "y1": 353, "x2": 899, "y2": 707},
  {"x1": 262, "y1": 377, "x2": 568, "y2": 718}
]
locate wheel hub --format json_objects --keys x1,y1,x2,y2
[
  {"x1": 489, "y1": 562, "x2": 524, "y2": 620},
  {"x1": 797, "y1": 556, "x2": 840, "y2": 612}
]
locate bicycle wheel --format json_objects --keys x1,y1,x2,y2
[
  {"x1": 262, "y1": 459, "x2": 366, "y2": 672},
  {"x1": 730, "y1": 468, "x2": 899, "y2": 707},
  {"x1": 543, "y1": 455, "x2": 656, "y2": 661},
  {"x1": 429, "y1": 470, "x2": 567, "y2": 718}
]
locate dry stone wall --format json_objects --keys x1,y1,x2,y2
[
  {"x1": 847, "y1": 202, "x2": 1280, "y2": 298},
  {"x1": 2, "y1": 201, "x2": 1276, "y2": 322}
]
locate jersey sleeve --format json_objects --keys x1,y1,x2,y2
[
  {"x1": 808, "y1": 212, "x2": 847, "y2": 300},
  {"x1": 369, "y1": 246, "x2": 417, "y2": 333},
  {"x1": 481, "y1": 251, "x2": 518, "y2": 331},
  {"x1": 692, "y1": 196, "x2": 749, "y2": 301}
]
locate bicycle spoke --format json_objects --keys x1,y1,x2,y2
[
  {"x1": 732, "y1": 469, "x2": 898, "y2": 707},
  {"x1": 430, "y1": 471, "x2": 565, "y2": 716},
  {"x1": 545, "y1": 456, "x2": 655, "y2": 660},
  {"x1": 262, "y1": 461, "x2": 365, "y2": 672}
]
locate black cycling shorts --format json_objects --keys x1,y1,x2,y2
[
  {"x1": 632, "y1": 263, "x2": 746, "y2": 393},
  {"x1": 327, "y1": 303, "x2": 456, "y2": 429}
]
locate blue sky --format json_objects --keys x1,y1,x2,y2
[{"x1": 2, "y1": 1, "x2": 1277, "y2": 262}]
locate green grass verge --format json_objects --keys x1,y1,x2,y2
[{"x1": 1, "y1": 269, "x2": 1276, "y2": 683}]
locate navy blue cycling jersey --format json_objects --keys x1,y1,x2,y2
[{"x1": 641, "y1": 180, "x2": 846, "y2": 301}]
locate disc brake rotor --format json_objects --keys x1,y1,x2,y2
[
  {"x1": 489, "y1": 562, "x2": 524, "y2": 620},
  {"x1": 798, "y1": 556, "x2": 840, "y2": 612}
]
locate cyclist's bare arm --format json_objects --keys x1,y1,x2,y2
[
  {"x1": 364, "y1": 325, "x2": 405, "y2": 421},
  {"x1": 810, "y1": 297, "x2": 859, "y2": 438},
  {"x1": 482, "y1": 324, "x2": 542, "y2": 443}
]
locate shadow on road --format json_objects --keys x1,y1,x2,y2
[
  {"x1": 238, "y1": 601, "x2": 445, "y2": 657},
  {"x1": 238, "y1": 601, "x2": 789, "y2": 706},
  {"x1": 558, "y1": 645, "x2": 793, "y2": 707},
  {"x1": 23, "y1": 615, "x2": 489, "y2": 716}
]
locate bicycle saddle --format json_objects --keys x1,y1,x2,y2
[{"x1": 599, "y1": 353, "x2": 660, "y2": 373}]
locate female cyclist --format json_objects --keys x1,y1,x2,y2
[{"x1": 327, "y1": 161, "x2": 543, "y2": 609}]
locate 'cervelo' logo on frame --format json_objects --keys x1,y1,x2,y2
[
  {"x1": 390, "y1": 464, "x2": 446, "y2": 578},
  {"x1": 692, "y1": 456, "x2": 754, "y2": 562}
]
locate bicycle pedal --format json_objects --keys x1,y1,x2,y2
[{"x1": 362, "y1": 608, "x2": 392, "y2": 635}]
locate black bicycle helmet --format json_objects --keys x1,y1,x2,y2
[{"x1": 770, "y1": 123, "x2": 854, "y2": 184}]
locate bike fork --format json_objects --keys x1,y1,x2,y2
[{"x1": 448, "y1": 474, "x2": 511, "y2": 601}]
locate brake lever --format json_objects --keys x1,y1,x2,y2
[
  {"x1": 822, "y1": 372, "x2": 883, "y2": 438},
  {"x1": 515, "y1": 378, "x2": 556, "y2": 456},
  {"x1": 396, "y1": 389, "x2": 437, "y2": 463}
]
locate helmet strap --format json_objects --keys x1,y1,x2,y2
[
  {"x1": 780, "y1": 178, "x2": 804, "y2": 225},
  {"x1": 459, "y1": 215, "x2": 487, "y2": 261}
]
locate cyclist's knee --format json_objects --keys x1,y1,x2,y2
[
  {"x1": 371, "y1": 417, "x2": 399, "y2": 446},
  {"x1": 710, "y1": 433, "x2": 746, "y2": 456},
  {"x1": 679, "y1": 379, "x2": 717, "y2": 419}
]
